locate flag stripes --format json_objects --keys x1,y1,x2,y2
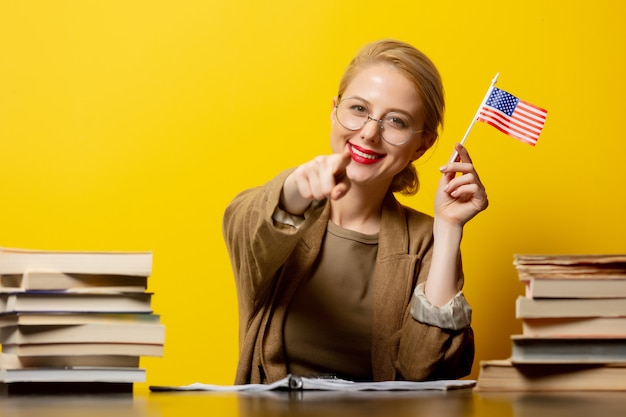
[{"x1": 477, "y1": 87, "x2": 547, "y2": 146}]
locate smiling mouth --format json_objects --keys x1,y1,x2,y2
[{"x1": 348, "y1": 143, "x2": 386, "y2": 161}]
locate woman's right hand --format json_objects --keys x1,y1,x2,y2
[{"x1": 280, "y1": 148, "x2": 352, "y2": 215}]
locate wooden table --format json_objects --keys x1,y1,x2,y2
[{"x1": 1, "y1": 389, "x2": 625, "y2": 416}]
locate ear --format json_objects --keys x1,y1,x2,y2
[
  {"x1": 330, "y1": 96, "x2": 339, "y2": 122},
  {"x1": 410, "y1": 131, "x2": 437, "y2": 161},
  {"x1": 410, "y1": 147, "x2": 427, "y2": 162}
]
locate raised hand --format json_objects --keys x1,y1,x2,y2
[
  {"x1": 435, "y1": 143, "x2": 488, "y2": 227},
  {"x1": 280, "y1": 148, "x2": 352, "y2": 215}
]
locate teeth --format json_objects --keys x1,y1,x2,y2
[{"x1": 351, "y1": 145, "x2": 380, "y2": 160}]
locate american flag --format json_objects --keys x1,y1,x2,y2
[{"x1": 477, "y1": 87, "x2": 547, "y2": 146}]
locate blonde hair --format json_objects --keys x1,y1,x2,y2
[{"x1": 338, "y1": 40, "x2": 444, "y2": 195}]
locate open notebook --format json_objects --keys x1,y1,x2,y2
[{"x1": 150, "y1": 375, "x2": 476, "y2": 392}]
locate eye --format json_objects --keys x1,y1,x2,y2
[
  {"x1": 349, "y1": 104, "x2": 368, "y2": 115},
  {"x1": 384, "y1": 113, "x2": 411, "y2": 130}
]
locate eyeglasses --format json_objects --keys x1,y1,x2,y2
[{"x1": 335, "y1": 97, "x2": 424, "y2": 145}]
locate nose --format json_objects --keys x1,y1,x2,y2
[{"x1": 360, "y1": 116, "x2": 383, "y2": 141}]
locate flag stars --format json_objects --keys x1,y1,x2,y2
[{"x1": 486, "y1": 88, "x2": 519, "y2": 116}]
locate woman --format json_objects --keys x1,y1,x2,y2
[{"x1": 223, "y1": 39, "x2": 488, "y2": 384}]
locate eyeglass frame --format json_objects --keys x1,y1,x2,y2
[{"x1": 334, "y1": 96, "x2": 425, "y2": 146}]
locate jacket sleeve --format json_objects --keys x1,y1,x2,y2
[
  {"x1": 394, "y1": 313, "x2": 475, "y2": 380},
  {"x1": 222, "y1": 169, "x2": 325, "y2": 316},
  {"x1": 395, "y1": 276, "x2": 475, "y2": 380},
  {"x1": 392, "y1": 216, "x2": 474, "y2": 380}
]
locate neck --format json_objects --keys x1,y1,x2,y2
[{"x1": 329, "y1": 186, "x2": 387, "y2": 235}]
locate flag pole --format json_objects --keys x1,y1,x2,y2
[{"x1": 449, "y1": 72, "x2": 500, "y2": 163}]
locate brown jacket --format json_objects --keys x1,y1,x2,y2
[{"x1": 223, "y1": 169, "x2": 474, "y2": 384}]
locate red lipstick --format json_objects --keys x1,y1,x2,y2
[{"x1": 348, "y1": 143, "x2": 386, "y2": 165}]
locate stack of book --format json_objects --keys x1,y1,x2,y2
[
  {"x1": 0, "y1": 247, "x2": 164, "y2": 394},
  {"x1": 476, "y1": 254, "x2": 626, "y2": 391}
]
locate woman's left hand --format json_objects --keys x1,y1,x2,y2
[{"x1": 435, "y1": 143, "x2": 489, "y2": 227}]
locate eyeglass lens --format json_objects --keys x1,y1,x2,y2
[{"x1": 336, "y1": 98, "x2": 415, "y2": 145}]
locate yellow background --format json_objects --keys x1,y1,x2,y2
[{"x1": 1, "y1": 0, "x2": 625, "y2": 392}]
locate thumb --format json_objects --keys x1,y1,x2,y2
[{"x1": 331, "y1": 174, "x2": 351, "y2": 200}]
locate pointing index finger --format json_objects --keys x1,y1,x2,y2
[{"x1": 331, "y1": 147, "x2": 352, "y2": 200}]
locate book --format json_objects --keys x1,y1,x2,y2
[
  {"x1": 523, "y1": 277, "x2": 626, "y2": 299},
  {"x1": 1, "y1": 342, "x2": 164, "y2": 357},
  {"x1": 0, "y1": 323, "x2": 165, "y2": 345},
  {"x1": 0, "y1": 246, "x2": 162, "y2": 396},
  {"x1": 0, "y1": 352, "x2": 139, "y2": 369},
  {"x1": 515, "y1": 296, "x2": 626, "y2": 318},
  {"x1": 0, "y1": 291, "x2": 153, "y2": 314},
  {"x1": 0, "y1": 247, "x2": 152, "y2": 276},
  {"x1": 476, "y1": 253, "x2": 626, "y2": 392},
  {"x1": 0, "y1": 381, "x2": 133, "y2": 395},
  {"x1": 0, "y1": 366, "x2": 146, "y2": 384},
  {"x1": 474, "y1": 359, "x2": 626, "y2": 391},
  {"x1": 522, "y1": 317, "x2": 626, "y2": 337},
  {"x1": 0, "y1": 312, "x2": 161, "y2": 328},
  {"x1": 150, "y1": 374, "x2": 476, "y2": 392},
  {"x1": 0, "y1": 271, "x2": 147, "y2": 292},
  {"x1": 514, "y1": 254, "x2": 626, "y2": 280},
  {"x1": 510, "y1": 335, "x2": 626, "y2": 364}
]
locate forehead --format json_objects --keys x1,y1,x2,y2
[{"x1": 342, "y1": 64, "x2": 421, "y2": 116}]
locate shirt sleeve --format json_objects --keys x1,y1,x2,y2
[
  {"x1": 272, "y1": 206, "x2": 306, "y2": 229},
  {"x1": 409, "y1": 282, "x2": 472, "y2": 330}
]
